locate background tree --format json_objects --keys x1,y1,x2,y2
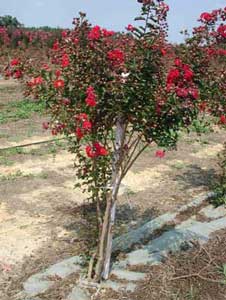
[{"x1": 0, "y1": 15, "x2": 22, "y2": 28}]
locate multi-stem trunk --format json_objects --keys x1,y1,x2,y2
[{"x1": 95, "y1": 116, "x2": 126, "y2": 281}]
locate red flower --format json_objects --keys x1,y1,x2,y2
[
  {"x1": 82, "y1": 120, "x2": 92, "y2": 131},
  {"x1": 126, "y1": 24, "x2": 135, "y2": 32},
  {"x1": 52, "y1": 40, "x2": 59, "y2": 50},
  {"x1": 86, "y1": 145, "x2": 96, "y2": 158},
  {"x1": 51, "y1": 129, "x2": 58, "y2": 135},
  {"x1": 161, "y1": 48, "x2": 167, "y2": 56},
  {"x1": 217, "y1": 49, "x2": 226, "y2": 56},
  {"x1": 217, "y1": 25, "x2": 226, "y2": 38},
  {"x1": 183, "y1": 65, "x2": 194, "y2": 81},
  {"x1": 167, "y1": 68, "x2": 180, "y2": 85},
  {"x1": 61, "y1": 54, "x2": 70, "y2": 68},
  {"x1": 188, "y1": 88, "x2": 199, "y2": 100},
  {"x1": 220, "y1": 115, "x2": 226, "y2": 124},
  {"x1": 85, "y1": 142, "x2": 108, "y2": 158},
  {"x1": 55, "y1": 70, "x2": 61, "y2": 77},
  {"x1": 85, "y1": 86, "x2": 97, "y2": 107},
  {"x1": 53, "y1": 79, "x2": 65, "y2": 89},
  {"x1": 62, "y1": 98, "x2": 70, "y2": 105},
  {"x1": 42, "y1": 122, "x2": 49, "y2": 130},
  {"x1": 61, "y1": 30, "x2": 68, "y2": 38},
  {"x1": 75, "y1": 127, "x2": 84, "y2": 139},
  {"x1": 35, "y1": 76, "x2": 43, "y2": 85},
  {"x1": 42, "y1": 64, "x2": 50, "y2": 71},
  {"x1": 200, "y1": 12, "x2": 214, "y2": 22},
  {"x1": 14, "y1": 70, "x2": 22, "y2": 79},
  {"x1": 199, "y1": 101, "x2": 207, "y2": 112},
  {"x1": 10, "y1": 58, "x2": 20, "y2": 66},
  {"x1": 174, "y1": 58, "x2": 182, "y2": 67},
  {"x1": 88, "y1": 26, "x2": 101, "y2": 40},
  {"x1": 102, "y1": 29, "x2": 115, "y2": 37},
  {"x1": 76, "y1": 113, "x2": 88, "y2": 121},
  {"x1": 155, "y1": 150, "x2": 165, "y2": 158},
  {"x1": 86, "y1": 96, "x2": 97, "y2": 107},
  {"x1": 107, "y1": 49, "x2": 125, "y2": 66},
  {"x1": 176, "y1": 88, "x2": 188, "y2": 98},
  {"x1": 28, "y1": 76, "x2": 44, "y2": 86}
]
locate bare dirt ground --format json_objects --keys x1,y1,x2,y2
[{"x1": 0, "y1": 79, "x2": 225, "y2": 299}]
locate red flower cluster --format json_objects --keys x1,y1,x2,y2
[
  {"x1": 75, "y1": 113, "x2": 92, "y2": 140},
  {"x1": 10, "y1": 58, "x2": 20, "y2": 66},
  {"x1": 88, "y1": 26, "x2": 114, "y2": 40},
  {"x1": 27, "y1": 76, "x2": 44, "y2": 86},
  {"x1": 88, "y1": 26, "x2": 101, "y2": 40},
  {"x1": 217, "y1": 24, "x2": 226, "y2": 38},
  {"x1": 166, "y1": 59, "x2": 199, "y2": 100},
  {"x1": 102, "y1": 28, "x2": 115, "y2": 37},
  {"x1": 200, "y1": 12, "x2": 216, "y2": 23},
  {"x1": 61, "y1": 53, "x2": 70, "y2": 68},
  {"x1": 86, "y1": 142, "x2": 108, "y2": 158},
  {"x1": 53, "y1": 79, "x2": 65, "y2": 89},
  {"x1": 14, "y1": 70, "x2": 22, "y2": 79},
  {"x1": 107, "y1": 49, "x2": 125, "y2": 66},
  {"x1": 85, "y1": 86, "x2": 97, "y2": 107},
  {"x1": 155, "y1": 150, "x2": 165, "y2": 158},
  {"x1": 220, "y1": 115, "x2": 226, "y2": 124},
  {"x1": 52, "y1": 40, "x2": 59, "y2": 50}
]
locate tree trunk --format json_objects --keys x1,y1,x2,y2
[{"x1": 95, "y1": 116, "x2": 126, "y2": 281}]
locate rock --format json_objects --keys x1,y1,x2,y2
[
  {"x1": 23, "y1": 256, "x2": 82, "y2": 297},
  {"x1": 200, "y1": 205, "x2": 226, "y2": 220},
  {"x1": 112, "y1": 212, "x2": 177, "y2": 253},
  {"x1": 177, "y1": 192, "x2": 216, "y2": 212},
  {"x1": 112, "y1": 192, "x2": 216, "y2": 254},
  {"x1": 116, "y1": 217, "x2": 226, "y2": 267},
  {"x1": 67, "y1": 287, "x2": 90, "y2": 300}
]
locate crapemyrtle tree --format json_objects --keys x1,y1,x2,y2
[{"x1": 7, "y1": 0, "x2": 203, "y2": 281}]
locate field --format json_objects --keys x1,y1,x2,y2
[{"x1": 0, "y1": 79, "x2": 226, "y2": 299}]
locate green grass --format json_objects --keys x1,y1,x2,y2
[
  {"x1": 0, "y1": 170, "x2": 49, "y2": 182},
  {"x1": 0, "y1": 157, "x2": 14, "y2": 166},
  {"x1": 0, "y1": 99, "x2": 45, "y2": 124}
]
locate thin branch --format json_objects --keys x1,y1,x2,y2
[{"x1": 122, "y1": 142, "x2": 149, "y2": 178}]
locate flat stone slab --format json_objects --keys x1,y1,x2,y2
[
  {"x1": 112, "y1": 192, "x2": 216, "y2": 254},
  {"x1": 23, "y1": 256, "x2": 82, "y2": 297},
  {"x1": 112, "y1": 212, "x2": 177, "y2": 253},
  {"x1": 116, "y1": 216, "x2": 226, "y2": 267},
  {"x1": 67, "y1": 287, "x2": 90, "y2": 300},
  {"x1": 111, "y1": 269, "x2": 146, "y2": 281},
  {"x1": 200, "y1": 205, "x2": 226, "y2": 220}
]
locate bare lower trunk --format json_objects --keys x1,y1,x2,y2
[{"x1": 95, "y1": 116, "x2": 126, "y2": 281}]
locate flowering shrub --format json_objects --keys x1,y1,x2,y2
[
  {"x1": 6, "y1": 1, "x2": 219, "y2": 281},
  {"x1": 177, "y1": 7, "x2": 226, "y2": 125}
]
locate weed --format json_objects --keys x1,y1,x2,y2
[
  {"x1": 0, "y1": 99, "x2": 45, "y2": 124},
  {"x1": 185, "y1": 285, "x2": 198, "y2": 300},
  {"x1": 171, "y1": 161, "x2": 187, "y2": 170}
]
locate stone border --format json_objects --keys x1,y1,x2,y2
[{"x1": 112, "y1": 192, "x2": 216, "y2": 253}]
